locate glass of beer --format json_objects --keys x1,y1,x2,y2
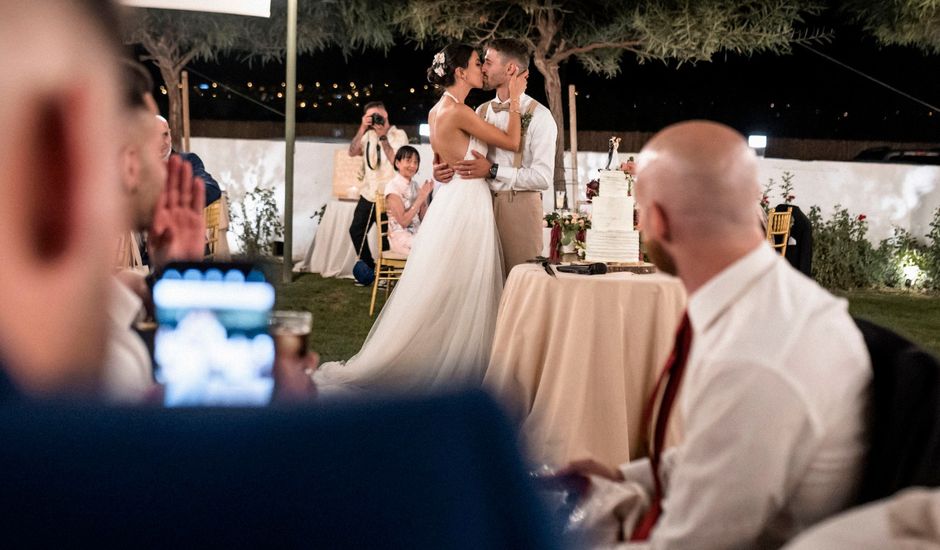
[{"x1": 270, "y1": 310, "x2": 312, "y2": 359}]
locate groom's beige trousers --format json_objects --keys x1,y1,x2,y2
[{"x1": 492, "y1": 190, "x2": 543, "y2": 279}]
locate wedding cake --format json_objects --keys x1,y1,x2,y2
[{"x1": 585, "y1": 169, "x2": 640, "y2": 263}]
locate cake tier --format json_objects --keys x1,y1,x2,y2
[
  {"x1": 585, "y1": 229, "x2": 640, "y2": 263},
  {"x1": 591, "y1": 195, "x2": 635, "y2": 231},
  {"x1": 598, "y1": 169, "x2": 630, "y2": 197}
]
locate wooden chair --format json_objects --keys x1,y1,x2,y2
[
  {"x1": 370, "y1": 194, "x2": 408, "y2": 317},
  {"x1": 766, "y1": 207, "x2": 793, "y2": 256},
  {"x1": 204, "y1": 200, "x2": 223, "y2": 259}
]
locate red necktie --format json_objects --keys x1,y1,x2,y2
[{"x1": 631, "y1": 312, "x2": 693, "y2": 541}]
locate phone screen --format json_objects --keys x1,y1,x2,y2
[{"x1": 153, "y1": 264, "x2": 276, "y2": 407}]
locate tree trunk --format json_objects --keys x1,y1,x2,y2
[
  {"x1": 534, "y1": 58, "x2": 566, "y2": 194},
  {"x1": 155, "y1": 59, "x2": 184, "y2": 152}
]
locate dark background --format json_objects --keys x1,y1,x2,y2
[{"x1": 148, "y1": 18, "x2": 939, "y2": 142}]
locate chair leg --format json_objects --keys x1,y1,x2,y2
[{"x1": 369, "y1": 265, "x2": 380, "y2": 317}]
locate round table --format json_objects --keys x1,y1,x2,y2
[
  {"x1": 484, "y1": 263, "x2": 686, "y2": 470},
  {"x1": 295, "y1": 199, "x2": 376, "y2": 278}
]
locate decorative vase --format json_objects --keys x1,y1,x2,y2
[{"x1": 561, "y1": 241, "x2": 576, "y2": 254}]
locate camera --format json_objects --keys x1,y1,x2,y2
[{"x1": 370, "y1": 113, "x2": 386, "y2": 126}]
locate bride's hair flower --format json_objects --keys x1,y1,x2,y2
[{"x1": 432, "y1": 51, "x2": 446, "y2": 77}]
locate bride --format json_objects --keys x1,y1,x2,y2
[{"x1": 314, "y1": 43, "x2": 528, "y2": 394}]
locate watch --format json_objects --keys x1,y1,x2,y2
[
  {"x1": 378, "y1": 135, "x2": 388, "y2": 142},
  {"x1": 487, "y1": 163, "x2": 499, "y2": 180}
]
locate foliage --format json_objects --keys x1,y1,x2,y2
[
  {"x1": 311, "y1": 203, "x2": 328, "y2": 224},
  {"x1": 232, "y1": 186, "x2": 284, "y2": 258},
  {"x1": 809, "y1": 205, "x2": 940, "y2": 292},
  {"x1": 124, "y1": 1, "x2": 398, "y2": 148},
  {"x1": 844, "y1": 0, "x2": 940, "y2": 54},
  {"x1": 398, "y1": 0, "x2": 827, "y2": 190},
  {"x1": 926, "y1": 207, "x2": 940, "y2": 290},
  {"x1": 873, "y1": 227, "x2": 931, "y2": 289},
  {"x1": 545, "y1": 210, "x2": 590, "y2": 238},
  {"x1": 763, "y1": 170, "x2": 797, "y2": 212},
  {"x1": 808, "y1": 205, "x2": 877, "y2": 290}
]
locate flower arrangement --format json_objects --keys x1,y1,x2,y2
[
  {"x1": 544, "y1": 211, "x2": 591, "y2": 263},
  {"x1": 585, "y1": 178, "x2": 600, "y2": 202}
]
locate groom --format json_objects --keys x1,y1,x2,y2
[{"x1": 434, "y1": 39, "x2": 557, "y2": 278}]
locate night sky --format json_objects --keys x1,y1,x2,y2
[{"x1": 152, "y1": 19, "x2": 939, "y2": 143}]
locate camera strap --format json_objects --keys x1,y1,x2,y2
[{"x1": 365, "y1": 141, "x2": 381, "y2": 171}]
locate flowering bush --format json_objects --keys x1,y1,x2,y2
[
  {"x1": 808, "y1": 206, "x2": 939, "y2": 291},
  {"x1": 762, "y1": 171, "x2": 796, "y2": 213}
]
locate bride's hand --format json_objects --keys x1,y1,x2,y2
[{"x1": 508, "y1": 68, "x2": 528, "y2": 100}]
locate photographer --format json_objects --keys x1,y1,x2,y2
[{"x1": 347, "y1": 101, "x2": 408, "y2": 274}]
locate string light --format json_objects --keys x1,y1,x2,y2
[
  {"x1": 281, "y1": 82, "x2": 286, "y2": 88},
  {"x1": 277, "y1": 92, "x2": 283, "y2": 98},
  {"x1": 315, "y1": 81, "x2": 320, "y2": 87},
  {"x1": 332, "y1": 83, "x2": 338, "y2": 89},
  {"x1": 247, "y1": 82, "x2": 253, "y2": 88},
  {"x1": 211, "y1": 82, "x2": 218, "y2": 89},
  {"x1": 299, "y1": 101, "x2": 306, "y2": 108},
  {"x1": 409, "y1": 88, "x2": 415, "y2": 93},
  {"x1": 349, "y1": 81, "x2": 355, "y2": 88},
  {"x1": 298, "y1": 84, "x2": 304, "y2": 92}
]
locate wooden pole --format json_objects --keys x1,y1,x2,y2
[
  {"x1": 282, "y1": 0, "x2": 297, "y2": 283},
  {"x1": 568, "y1": 84, "x2": 579, "y2": 213},
  {"x1": 181, "y1": 70, "x2": 191, "y2": 152}
]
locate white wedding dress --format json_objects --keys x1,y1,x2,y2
[{"x1": 314, "y1": 136, "x2": 503, "y2": 395}]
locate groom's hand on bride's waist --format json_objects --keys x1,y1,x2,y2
[
  {"x1": 433, "y1": 153, "x2": 455, "y2": 184},
  {"x1": 454, "y1": 151, "x2": 492, "y2": 179}
]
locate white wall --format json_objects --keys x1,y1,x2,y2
[{"x1": 190, "y1": 137, "x2": 940, "y2": 261}]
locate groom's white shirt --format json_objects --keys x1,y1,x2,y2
[{"x1": 480, "y1": 93, "x2": 556, "y2": 193}]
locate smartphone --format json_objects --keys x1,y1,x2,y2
[{"x1": 153, "y1": 262, "x2": 276, "y2": 407}]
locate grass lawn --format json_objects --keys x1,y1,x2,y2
[{"x1": 277, "y1": 274, "x2": 940, "y2": 362}]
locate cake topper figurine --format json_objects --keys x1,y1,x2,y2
[{"x1": 606, "y1": 136, "x2": 621, "y2": 170}]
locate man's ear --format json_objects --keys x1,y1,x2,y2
[
  {"x1": 121, "y1": 145, "x2": 139, "y2": 194},
  {"x1": 646, "y1": 202, "x2": 672, "y2": 243},
  {"x1": 24, "y1": 97, "x2": 78, "y2": 260}
]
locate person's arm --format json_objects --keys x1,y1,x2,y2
[
  {"x1": 183, "y1": 153, "x2": 222, "y2": 205},
  {"x1": 386, "y1": 183, "x2": 431, "y2": 229},
  {"x1": 648, "y1": 363, "x2": 817, "y2": 549},
  {"x1": 348, "y1": 113, "x2": 372, "y2": 156},
  {"x1": 374, "y1": 123, "x2": 403, "y2": 164},
  {"x1": 417, "y1": 180, "x2": 433, "y2": 220},
  {"x1": 492, "y1": 107, "x2": 556, "y2": 191},
  {"x1": 455, "y1": 70, "x2": 527, "y2": 152}
]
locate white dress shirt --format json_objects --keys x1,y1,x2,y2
[
  {"x1": 620, "y1": 244, "x2": 871, "y2": 549},
  {"x1": 102, "y1": 277, "x2": 154, "y2": 402},
  {"x1": 478, "y1": 93, "x2": 556, "y2": 192},
  {"x1": 359, "y1": 126, "x2": 408, "y2": 202}
]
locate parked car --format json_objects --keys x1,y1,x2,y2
[{"x1": 853, "y1": 147, "x2": 940, "y2": 165}]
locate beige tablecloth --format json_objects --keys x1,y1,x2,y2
[
  {"x1": 484, "y1": 263, "x2": 686, "y2": 470},
  {"x1": 295, "y1": 199, "x2": 376, "y2": 278}
]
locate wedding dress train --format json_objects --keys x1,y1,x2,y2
[{"x1": 314, "y1": 137, "x2": 503, "y2": 394}]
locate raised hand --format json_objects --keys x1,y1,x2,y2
[
  {"x1": 508, "y1": 68, "x2": 529, "y2": 100},
  {"x1": 418, "y1": 179, "x2": 434, "y2": 203},
  {"x1": 148, "y1": 154, "x2": 206, "y2": 271}
]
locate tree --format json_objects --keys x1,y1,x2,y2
[
  {"x1": 845, "y1": 0, "x2": 940, "y2": 54},
  {"x1": 124, "y1": 0, "x2": 397, "y2": 150},
  {"x1": 398, "y1": 0, "x2": 826, "y2": 192}
]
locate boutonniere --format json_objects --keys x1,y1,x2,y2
[{"x1": 521, "y1": 112, "x2": 534, "y2": 135}]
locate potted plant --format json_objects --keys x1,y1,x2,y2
[{"x1": 231, "y1": 186, "x2": 285, "y2": 277}]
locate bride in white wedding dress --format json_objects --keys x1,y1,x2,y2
[{"x1": 314, "y1": 44, "x2": 528, "y2": 395}]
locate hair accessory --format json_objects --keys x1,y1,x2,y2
[{"x1": 432, "y1": 52, "x2": 446, "y2": 77}]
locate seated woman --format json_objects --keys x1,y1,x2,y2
[{"x1": 384, "y1": 145, "x2": 433, "y2": 255}]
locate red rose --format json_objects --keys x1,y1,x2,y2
[{"x1": 857, "y1": 214, "x2": 867, "y2": 221}]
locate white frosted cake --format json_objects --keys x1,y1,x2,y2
[{"x1": 585, "y1": 170, "x2": 640, "y2": 263}]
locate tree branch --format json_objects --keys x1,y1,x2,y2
[{"x1": 549, "y1": 39, "x2": 644, "y2": 64}]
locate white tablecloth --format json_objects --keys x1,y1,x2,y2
[
  {"x1": 484, "y1": 264, "x2": 687, "y2": 469},
  {"x1": 295, "y1": 199, "x2": 376, "y2": 278}
]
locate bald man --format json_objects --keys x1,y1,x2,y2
[{"x1": 566, "y1": 121, "x2": 871, "y2": 548}]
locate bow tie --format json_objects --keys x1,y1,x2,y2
[{"x1": 490, "y1": 100, "x2": 512, "y2": 113}]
